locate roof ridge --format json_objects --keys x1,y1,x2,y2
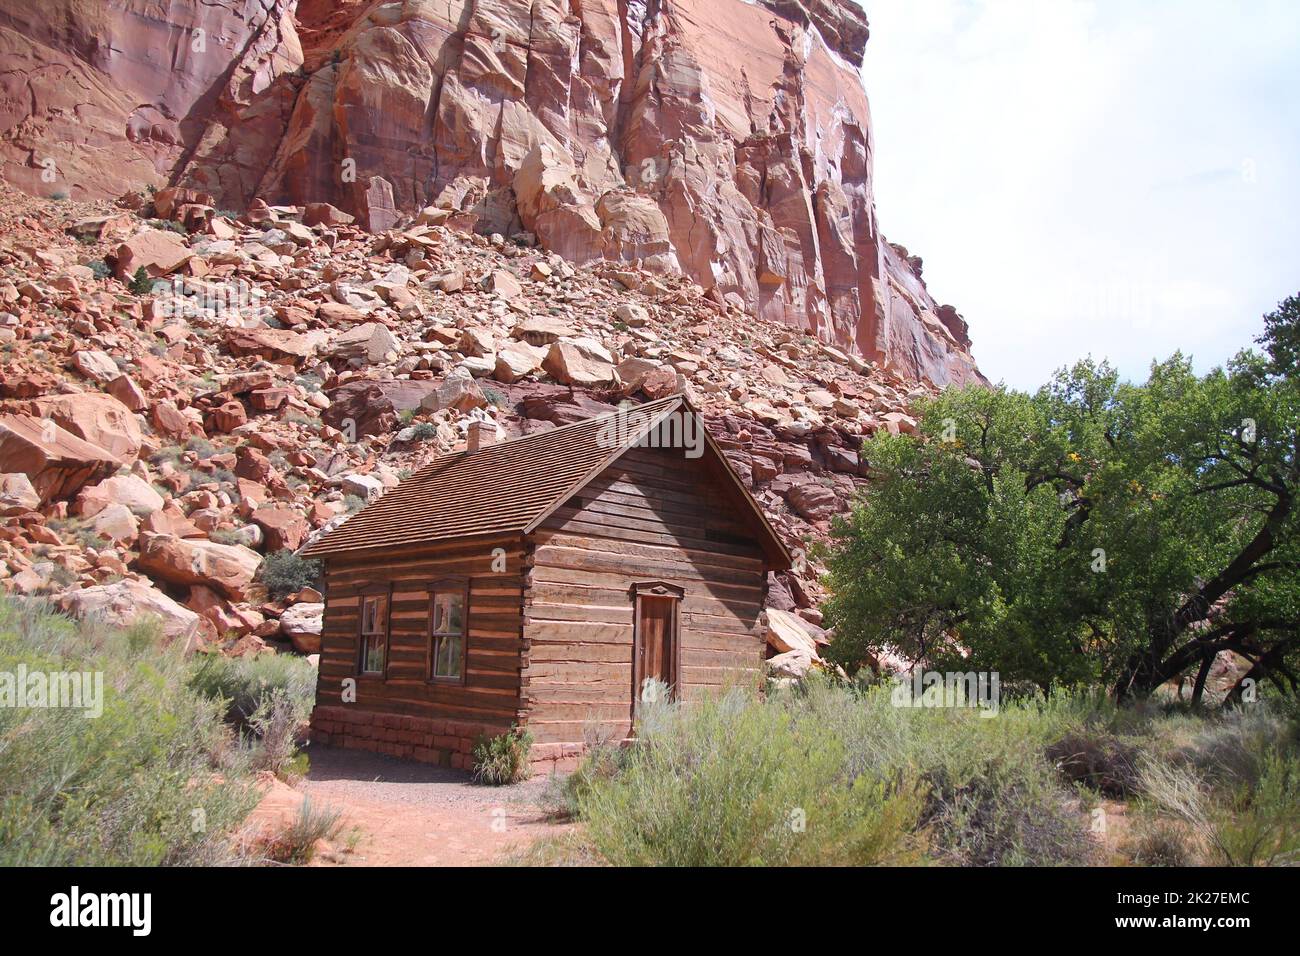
[{"x1": 300, "y1": 388, "x2": 791, "y2": 567}]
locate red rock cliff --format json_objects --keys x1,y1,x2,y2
[{"x1": 0, "y1": 0, "x2": 981, "y2": 387}]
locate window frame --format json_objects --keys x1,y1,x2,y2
[
  {"x1": 355, "y1": 583, "x2": 392, "y2": 678},
  {"x1": 426, "y1": 576, "x2": 470, "y2": 685}
]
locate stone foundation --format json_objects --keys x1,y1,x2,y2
[
  {"x1": 309, "y1": 705, "x2": 504, "y2": 770},
  {"x1": 311, "y1": 706, "x2": 626, "y2": 774}
]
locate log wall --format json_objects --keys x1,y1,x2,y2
[
  {"x1": 521, "y1": 444, "x2": 769, "y2": 770},
  {"x1": 309, "y1": 533, "x2": 526, "y2": 766}
]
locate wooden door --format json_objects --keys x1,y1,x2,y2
[{"x1": 634, "y1": 594, "x2": 678, "y2": 706}]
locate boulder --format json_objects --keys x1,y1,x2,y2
[
  {"x1": 361, "y1": 176, "x2": 400, "y2": 233},
  {"x1": 151, "y1": 400, "x2": 204, "y2": 440},
  {"x1": 493, "y1": 341, "x2": 547, "y2": 383},
  {"x1": 765, "y1": 608, "x2": 822, "y2": 657},
  {"x1": 135, "y1": 533, "x2": 263, "y2": 600},
  {"x1": 419, "y1": 368, "x2": 486, "y2": 414},
  {"x1": 207, "y1": 400, "x2": 248, "y2": 433},
  {"x1": 89, "y1": 502, "x2": 140, "y2": 544},
  {"x1": 303, "y1": 202, "x2": 355, "y2": 228},
  {"x1": 112, "y1": 228, "x2": 192, "y2": 279},
  {"x1": 640, "y1": 366, "x2": 681, "y2": 400},
  {"x1": 328, "y1": 322, "x2": 400, "y2": 365},
  {"x1": 61, "y1": 579, "x2": 204, "y2": 646},
  {"x1": 251, "y1": 507, "x2": 310, "y2": 552},
  {"x1": 480, "y1": 269, "x2": 522, "y2": 299},
  {"x1": 25, "y1": 392, "x2": 143, "y2": 463},
  {"x1": 543, "y1": 339, "x2": 617, "y2": 386},
  {"x1": 0, "y1": 414, "x2": 120, "y2": 503},
  {"x1": 614, "y1": 303, "x2": 650, "y2": 327},
  {"x1": 70, "y1": 350, "x2": 121, "y2": 383},
  {"x1": 227, "y1": 328, "x2": 327, "y2": 364},
  {"x1": 881, "y1": 412, "x2": 919, "y2": 436},
  {"x1": 340, "y1": 473, "x2": 384, "y2": 502},
  {"x1": 280, "y1": 602, "x2": 324, "y2": 654},
  {"x1": 766, "y1": 648, "x2": 814, "y2": 680},
  {"x1": 784, "y1": 481, "x2": 841, "y2": 522},
  {"x1": 75, "y1": 474, "x2": 165, "y2": 518},
  {"x1": 106, "y1": 374, "x2": 148, "y2": 412},
  {"x1": 323, "y1": 379, "x2": 438, "y2": 439},
  {"x1": 511, "y1": 316, "x2": 576, "y2": 346},
  {"x1": 152, "y1": 186, "x2": 214, "y2": 220},
  {"x1": 615, "y1": 357, "x2": 661, "y2": 394},
  {"x1": 0, "y1": 473, "x2": 41, "y2": 515}
]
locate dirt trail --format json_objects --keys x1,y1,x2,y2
[{"x1": 282, "y1": 747, "x2": 566, "y2": 865}]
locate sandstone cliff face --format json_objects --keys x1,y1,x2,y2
[{"x1": 0, "y1": 0, "x2": 981, "y2": 387}]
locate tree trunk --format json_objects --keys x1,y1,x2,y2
[{"x1": 1190, "y1": 653, "x2": 1213, "y2": 706}]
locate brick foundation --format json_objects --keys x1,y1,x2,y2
[
  {"x1": 309, "y1": 705, "x2": 507, "y2": 770},
  {"x1": 311, "y1": 706, "x2": 627, "y2": 775}
]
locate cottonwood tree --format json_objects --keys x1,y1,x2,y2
[{"x1": 823, "y1": 294, "x2": 1299, "y2": 705}]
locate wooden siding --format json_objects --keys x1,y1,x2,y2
[
  {"x1": 521, "y1": 444, "x2": 769, "y2": 750},
  {"x1": 313, "y1": 533, "x2": 527, "y2": 743}
]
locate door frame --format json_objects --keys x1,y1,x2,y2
[{"x1": 630, "y1": 581, "x2": 685, "y2": 711}]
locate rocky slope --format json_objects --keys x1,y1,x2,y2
[
  {"x1": 0, "y1": 0, "x2": 980, "y2": 387},
  {"x1": 0, "y1": 187, "x2": 938, "y2": 668}
]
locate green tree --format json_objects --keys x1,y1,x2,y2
[{"x1": 822, "y1": 296, "x2": 1300, "y2": 705}]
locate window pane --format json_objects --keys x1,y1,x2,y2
[
  {"x1": 434, "y1": 634, "x2": 463, "y2": 679},
  {"x1": 362, "y1": 634, "x2": 384, "y2": 673},
  {"x1": 362, "y1": 595, "x2": 387, "y2": 635},
  {"x1": 433, "y1": 592, "x2": 464, "y2": 634}
]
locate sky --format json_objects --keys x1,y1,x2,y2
[{"x1": 859, "y1": 0, "x2": 1300, "y2": 390}]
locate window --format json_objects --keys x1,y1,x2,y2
[
  {"x1": 358, "y1": 592, "x2": 388, "y2": 675},
  {"x1": 428, "y1": 581, "x2": 467, "y2": 682}
]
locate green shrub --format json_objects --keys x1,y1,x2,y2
[
  {"x1": 0, "y1": 597, "x2": 260, "y2": 865},
  {"x1": 537, "y1": 677, "x2": 1108, "y2": 867},
  {"x1": 472, "y1": 728, "x2": 534, "y2": 785},
  {"x1": 187, "y1": 651, "x2": 316, "y2": 728},
  {"x1": 187, "y1": 652, "x2": 316, "y2": 779},
  {"x1": 87, "y1": 259, "x2": 111, "y2": 280},
  {"x1": 576, "y1": 685, "x2": 927, "y2": 866},
  {"x1": 540, "y1": 733, "x2": 627, "y2": 821},
  {"x1": 1127, "y1": 813, "x2": 1197, "y2": 866},
  {"x1": 247, "y1": 688, "x2": 311, "y2": 779},
  {"x1": 1211, "y1": 754, "x2": 1300, "y2": 866},
  {"x1": 262, "y1": 798, "x2": 342, "y2": 865},
  {"x1": 256, "y1": 549, "x2": 322, "y2": 600},
  {"x1": 1174, "y1": 707, "x2": 1294, "y2": 789},
  {"x1": 185, "y1": 436, "x2": 216, "y2": 459},
  {"x1": 792, "y1": 676, "x2": 1098, "y2": 865},
  {"x1": 127, "y1": 265, "x2": 153, "y2": 295},
  {"x1": 1137, "y1": 748, "x2": 1300, "y2": 867}
]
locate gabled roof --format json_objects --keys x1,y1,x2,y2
[{"x1": 301, "y1": 395, "x2": 792, "y2": 568}]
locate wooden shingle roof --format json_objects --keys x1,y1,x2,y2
[{"x1": 300, "y1": 395, "x2": 791, "y2": 567}]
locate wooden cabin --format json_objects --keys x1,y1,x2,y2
[{"x1": 302, "y1": 395, "x2": 792, "y2": 771}]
